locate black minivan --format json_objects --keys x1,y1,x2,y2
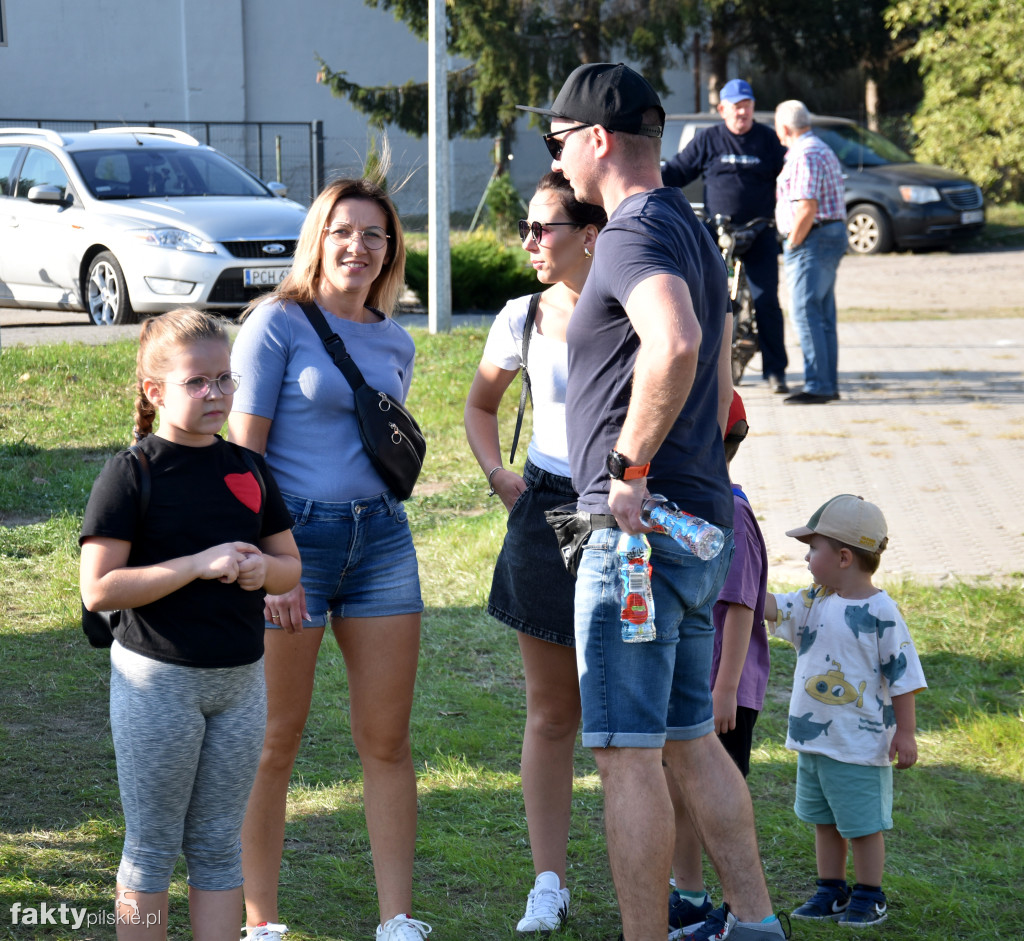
[{"x1": 662, "y1": 113, "x2": 985, "y2": 255}]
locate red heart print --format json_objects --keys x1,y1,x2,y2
[{"x1": 224, "y1": 472, "x2": 261, "y2": 513}]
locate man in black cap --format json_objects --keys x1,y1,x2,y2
[
  {"x1": 518, "y1": 64, "x2": 787, "y2": 941},
  {"x1": 662, "y1": 79, "x2": 790, "y2": 394}
]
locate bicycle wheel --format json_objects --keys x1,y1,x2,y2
[{"x1": 731, "y1": 270, "x2": 758, "y2": 385}]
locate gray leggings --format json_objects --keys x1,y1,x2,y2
[{"x1": 110, "y1": 641, "x2": 266, "y2": 892}]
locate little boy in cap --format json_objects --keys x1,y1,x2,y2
[{"x1": 763, "y1": 495, "x2": 927, "y2": 926}]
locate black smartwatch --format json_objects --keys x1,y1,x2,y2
[{"x1": 607, "y1": 450, "x2": 651, "y2": 481}]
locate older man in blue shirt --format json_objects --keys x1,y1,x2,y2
[{"x1": 662, "y1": 79, "x2": 789, "y2": 393}]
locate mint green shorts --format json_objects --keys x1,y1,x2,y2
[{"x1": 794, "y1": 752, "x2": 893, "y2": 839}]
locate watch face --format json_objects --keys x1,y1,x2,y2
[{"x1": 607, "y1": 450, "x2": 625, "y2": 479}]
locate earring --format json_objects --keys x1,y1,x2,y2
[{"x1": 584, "y1": 247, "x2": 593, "y2": 258}]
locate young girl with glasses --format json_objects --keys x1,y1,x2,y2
[
  {"x1": 80, "y1": 307, "x2": 301, "y2": 940},
  {"x1": 464, "y1": 171, "x2": 606, "y2": 934}
]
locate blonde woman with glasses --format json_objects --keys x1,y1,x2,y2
[{"x1": 230, "y1": 174, "x2": 429, "y2": 941}]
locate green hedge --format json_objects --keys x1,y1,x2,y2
[{"x1": 405, "y1": 232, "x2": 539, "y2": 310}]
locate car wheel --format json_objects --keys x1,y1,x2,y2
[
  {"x1": 846, "y1": 204, "x2": 893, "y2": 255},
  {"x1": 86, "y1": 252, "x2": 137, "y2": 326}
]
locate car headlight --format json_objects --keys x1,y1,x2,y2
[
  {"x1": 130, "y1": 227, "x2": 217, "y2": 253},
  {"x1": 899, "y1": 185, "x2": 941, "y2": 205}
]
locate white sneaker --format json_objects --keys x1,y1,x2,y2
[
  {"x1": 376, "y1": 914, "x2": 433, "y2": 940},
  {"x1": 241, "y1": 923, "x2": 288, "y2": 941},
  {"x1": 517, "y1": 871, "x2": 570, "y2": 933}
]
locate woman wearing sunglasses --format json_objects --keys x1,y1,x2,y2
[
  {"x1": 465, "y1": 172, "x2": 606, "y2": 934},
  {"x1": 230, "y1": 172, "x2": 430, "y2": 941}
]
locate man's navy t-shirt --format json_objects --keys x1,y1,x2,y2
[
  {"x1": 565, "y1": 187, "x2": 734, "y2": 528},
  {"x1": 662, "y1": 122, "x2": 786, "y2": 223}
]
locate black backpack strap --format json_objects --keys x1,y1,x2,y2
[
  {"x1": 126, "y1": 444, "x2": 150, "y2": 519},
  {"x1": 509, "y1": 293, "x2": 541, "y2": 465},
  {"x1": 297, "y1": 300, "x2": 368, "y2": 393}
]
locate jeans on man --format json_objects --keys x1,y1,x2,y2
[
  {"x1": 574, "y1": 527, "x2": 734, "y2": 749},
  {"x1": 742, "y1": 228, "x2": 786, "y2": 380},
  {"x1": 784, "y1": 222, "x2": 847, "y2": 396}
]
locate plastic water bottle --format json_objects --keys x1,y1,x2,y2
[
  {"x1": 642, "y1": 495, "x2": 725, "y2": 561},
  {"x1": 617, "y1": 533, "x2": 657, "y2": 643}
]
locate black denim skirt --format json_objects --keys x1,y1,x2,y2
[{"x1": 487, "y1": 460, "x2": 578, "y2": 647}]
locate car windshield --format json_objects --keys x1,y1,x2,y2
[
  {"x1": 813, "y1": 123, "x2": 913, "y2": 168},
  {"x1": 71, "y1": 147, "x2": 271, "y2": 199}
]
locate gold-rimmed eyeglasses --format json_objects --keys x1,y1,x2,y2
[
  {"x1": 323, "y1": 224, "x2": 390, "y2": 250},
  {"x1": 166, "y1": 372, "x2": 241, "y2": 398}
]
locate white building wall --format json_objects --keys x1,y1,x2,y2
[{"x1": 0, "y1": 0, "x2": 698, "y2": 216}]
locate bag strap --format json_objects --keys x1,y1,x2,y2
[
  {"x1": 297, "y1": 300, "x2": 368, "y2": 393},
  {"x1": 509, "y1": 293, "x2": 541, "y2": 465},
  {"x1": 126, "y1": 444, "x2": 150, "y2": 519}
]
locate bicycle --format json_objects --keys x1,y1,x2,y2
[{"x1": 697, "y1": 211, "x2": 775, "y2": 385}]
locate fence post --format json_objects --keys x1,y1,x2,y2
[
  {"x1": 312, "y1": 120, "x2": 325, "y2": 200},
  {"x1": 257, "y1": 124, "x2": 264, "y2": 181}
]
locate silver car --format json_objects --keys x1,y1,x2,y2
[{"x1": 0, "y1": 127, "x2": 308, "y2": 324}]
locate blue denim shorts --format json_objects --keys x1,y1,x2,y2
[
  {"x1": 574, "y1": 526, "x2": 734, "y2": 748},
  {"x1": 794, "y1": 752, "x2": 894, "y2": 838},
  {"x1": 273, "y1": 491, "x2": 423, "y2": 628},
  {"x1": 487, "y1": 461, "x2": 577, "y2": 647}
]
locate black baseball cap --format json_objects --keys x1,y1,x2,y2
[{"x1": 517, "y1": 62, "x2": 664, "y2": 138}]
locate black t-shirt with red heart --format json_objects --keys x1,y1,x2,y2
[{"x1": 81, "y1": 435, "x2": 293, "y2": 667}]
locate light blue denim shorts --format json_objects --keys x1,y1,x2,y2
[
  {"x1": 574, "y1": 526, "x2": 734, "y2": 748},
  {"x1": 795, "y1": 752, "x2": 894, "y2": 838},
  {"x1": 273, "y1": 491, "x2": 423, "y2": 628}
]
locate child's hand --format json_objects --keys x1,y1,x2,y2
[
  {"x1": 890, "y1": 728, "x2": 918, "y2": 769},
  {"x1": 712, "y1": 686, "x2": 738, "y2": 735},
  {"x1": 193, "y1": 542, "x2": 258, "y2": 584},
  {"x1": 236, "y1": 546, "x2": 266, "y2": 592}
]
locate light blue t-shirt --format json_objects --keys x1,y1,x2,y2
[{"x1": 231, "y1": 297, "x2": 416, "y2": 503}]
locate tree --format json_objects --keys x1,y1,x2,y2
[
  {"x1": 689, "y1": 0, "x2": 905, "y2": 123},
  {"x1": 316, "y1": 0, "x2": 695, "y2": 154},
  {"x1": 887, "y1": 0, "x2": 1024, "y2": 202}
]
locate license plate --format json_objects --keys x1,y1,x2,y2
[
  {"x1": 243, "y1": 266, "x2": 290, "y2": 287},
  {"x1": 960, "y1": 210, "x2": 984, "y2": 225}
]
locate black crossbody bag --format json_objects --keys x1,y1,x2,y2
[
  {"x1": 81, "y1": 443, "x2": 265, "y2": 648},
  {"x1": 299, "y1": 301, "x2": 426, "y2": 501}
]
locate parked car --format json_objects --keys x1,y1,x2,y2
[
  {"x1": 662, "y1": 113, "x2": 985, "y2": 255},
  {"x1": 0, "y1": 127, "x2": 309, "y2": 324}
]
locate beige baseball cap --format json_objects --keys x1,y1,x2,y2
[{"x1": 786, "y1": 494, "x2": 888, "y2": 552}]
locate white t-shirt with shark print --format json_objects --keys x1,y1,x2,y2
[{"x1": 770, "y1": 585, "x2": 927, "y2": 766}]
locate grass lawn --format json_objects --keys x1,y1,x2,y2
[{"x1": 1, "y1": 335, "x2": 1022, "y2": 940}]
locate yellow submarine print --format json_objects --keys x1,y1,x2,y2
[{"x1": 805, "y1": 661, "x2": 866, "y2": 708}]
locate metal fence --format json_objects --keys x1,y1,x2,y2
[{"x1": 0, "y1": 118, "x2": 325, "y2": 204}]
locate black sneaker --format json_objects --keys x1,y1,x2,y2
[
  {"x1": 839, "y1": 885, "x2": 887, "y2": 926},
  {"x1": 668, "y1": 891, "x2": 712, "y2": 938},
  {"x1": 791, "y1": 879, "x2": 851, "y2": 921}
]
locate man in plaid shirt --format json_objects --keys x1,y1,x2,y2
[{"x1": 774, "y1": 100, "x2": 847, "y2": 405}]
